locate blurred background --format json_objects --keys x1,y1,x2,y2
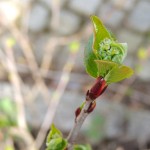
[{"x1": 0, "y1": 0, "x2": 150, "y2": 150}]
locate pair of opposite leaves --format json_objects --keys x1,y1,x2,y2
[
  {"x1": 46, "y1": 124, "x2": 91, "y2": 150},
  {"x1": 84, "y1": 16, "x2": 133, "y2": 84}
]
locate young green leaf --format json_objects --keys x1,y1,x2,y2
[
  {"x1": 84, "y1": 35, "x2": 98, "y2": 78},
  {"x1": 85, "y1": 16, "x2": 134, "y2": 83},
  {"x1": 95, "y1": 60, "x2": 133, "y2": 84},
  {"x1": 105, "y1": 65, "x2": 134, "y2": 84},
  {"x1": 46, "y1": 138, "x2": 67, "y2": 150},
  {"x1": 90, "y1": 15, "x2": 111, "y2": 55},
  {"x1": 95, "y1": 60, "x2": 118, "y2": 78},
  {"x1": 74, "y1": 144, "x2": 92, "y2": 150},
  {"x1": 46, "y1": 124, "x2": 62, "y2": 145}
]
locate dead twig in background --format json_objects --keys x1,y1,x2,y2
[
  {"x1": 35, "y1": 46, "x2": 79, "y2": 149},
  {"x1": 1, "y1": 45, "x2": 26, "y2": 130},
  {"x1": 0, "y1": 44, "x2": 36, "y2": 150},
  {"x1": 50, "y1": 0, "x2": 61, "y2": 30},
  {"x1": 40, "y1": 37, "x2": 57, "y2": 76},
  {"x1": 8, "y1": 23, "x2": 50, "y2": 103},
  {"x1": 9, "y1": 127, "x2": 37, "y2": 150}
]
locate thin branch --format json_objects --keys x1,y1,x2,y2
[
  {"x1": 9, "y1": 127, "x2": 37, "y2": 150},
  {"x1": 0, "y1": 45, "x2": 37, "y2": 150},
  {"x1": 50, "y1": 0, "x2": 61, "y2": 30},
  {"x1": 67, "y1": 77, "x2": 107, "y2": 149},
  {"x1": 16, "y1": 63, "x2": 90, "y2": 83},
  {"x1": 67, "y1": 99, "x2": 93, "y2": 149},
  {"x1": 8, "y1": 23, "x2": 50, "y2": 103},
  {"x1": 40, "y1": 37, "x2": 57, "y2": 75},
  {"x1": 1, "y1": 46, "x2": 27, "y2": 130}
]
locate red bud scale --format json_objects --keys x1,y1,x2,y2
[
  {"x1": 75, "y1": 107, "x2": 81, "y2": 118},
  {"x1": 87, "y1": 101, "x2": 96, "y2": 113},
  {"x1": 86, "y1": 77, "x2": 107, "y2": 100}
]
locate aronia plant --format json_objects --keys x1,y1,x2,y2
[{"x1": 45, "y1": 15, "x2": 134, "y2": 150}]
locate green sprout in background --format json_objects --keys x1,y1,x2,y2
[{"x1": 46, "y1": 15, "x2": 134, "y2": 150}]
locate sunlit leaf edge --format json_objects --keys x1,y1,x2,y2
[
  {"x1": 105, "y1": 65, "x2": 134, "y2": 84},
  {"x1": 90, "y1": 15, "x2": 112, "y2": 56}
]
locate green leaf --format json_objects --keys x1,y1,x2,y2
[
  {"x1": 74, "y1": 144, "x2": 92, "y2": 150},
  {"x1": 46, "y1": 124, "x2": 62, "y2": 145},
  {"x1": 46, "y1": 124, "x2": 67, "y2": 150},
  {"x1": 46, "y1": 137, "x2": 67, "y2": 150},
  {"x1": 84, "y1": 35, "x2": 98, "y2": 78},
  {"x1": 84, "y1": 15, "x2": 134, "y2": 82},
  {"x1": 95, "y1": 60, "x2": 133, "y2": 84},
  {"x1": 105, "y1": 65, "x2": 134, "y2": 84},
  {"x1": 90, "y1": 15, "x2": 111, "y2": 55},
  {"x1": 95, "y1": 60, "x2": 118, "y2": 78}
]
